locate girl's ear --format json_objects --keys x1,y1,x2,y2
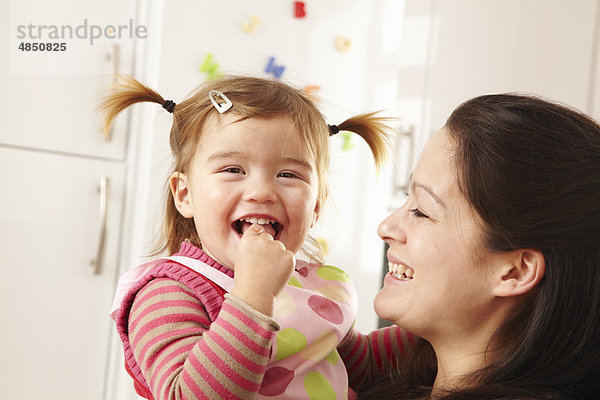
[
  {"x1": 169, "y1": 171, "x2": 194, "y2": 218},
  {"x1": 492, "y1": 249, "x2": 546, "y2": 297}
]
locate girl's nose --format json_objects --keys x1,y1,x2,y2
[
  {"x1": 377, "y1": 208, "x2": 407, "y2": 244},
  {"x1": 242, "y1": 176, "x2": 278, "y2": 203}
]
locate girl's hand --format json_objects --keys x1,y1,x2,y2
[{"x1": 230, "y1": 224, "x2": 295, "y2": 316}]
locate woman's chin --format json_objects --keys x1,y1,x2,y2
[{"x1": 373, "y1": 289, "x2": 399, "y2": 324}]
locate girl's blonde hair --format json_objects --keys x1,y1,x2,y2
[{"x1": 100, "y1": 74, "x2": 393, "y2": 259}]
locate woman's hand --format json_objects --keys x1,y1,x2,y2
[{"x1": 230, "y1": 224, "x2": 295, "y2": 316}]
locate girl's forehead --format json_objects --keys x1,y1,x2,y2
[
  {"x1": 197, "y1": 114, "x2": 304, "y2": 150},
  {"x1": 194, "y1": 112, "x2": 323, "y2": 167},
  {"x1": 204, "y1": 113, "x2": 297, "y2": 142}
]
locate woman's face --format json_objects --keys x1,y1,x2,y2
[{"x1": 375, "y1": 129, "x2": 499, "y2": 340}]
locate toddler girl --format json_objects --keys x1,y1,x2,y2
[{"x1": 103, "y1": 75, "x2": 408, "y2": 399}]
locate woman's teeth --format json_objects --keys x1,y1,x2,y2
[{"x1": 388, "y1": 262, "x2": 414, "y2": 281}]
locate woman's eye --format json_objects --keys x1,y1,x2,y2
[{"x1": 409, "y1": 208, "x2": 429, "y2": 219}]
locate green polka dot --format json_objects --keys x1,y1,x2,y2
[
  {"x1": 316, "y1": 265, "x2": 351, "y2": 283},
  {"x1": 324, "y1": 349, "x2": 340, "y2": 365},
  {"x1": 276, "y1": 328, "x2": 307, "y2": 361},
  {"x1": 304, "y1": 371, "x2": 336, "y2": 399},
  {"x1": 288, "y1": 276, "x2": 303, "y2": 288}
]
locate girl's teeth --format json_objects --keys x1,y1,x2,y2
[
  {"x1": 243, "y1": 217, "x2": 275, "y2": 225},
  {"x1": 388, "y1": 261, "x2": 414, "y2": 280}
]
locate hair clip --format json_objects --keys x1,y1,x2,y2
[{"x1": 209, "y1": 90, "x2": 233, "y2": 113}]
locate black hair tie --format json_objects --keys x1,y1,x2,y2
[
  {"x1": 328, "y1": 124, "x2": 340, "y2": 136},
  {"x1": 162, "y1": 100, "x2": 176, "y2": 113}
]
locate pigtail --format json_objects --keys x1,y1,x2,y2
[
  {"x1": 98, "y1": 74, "x2": 167, "y2": 137},
  {"x1": 336, "y1": 112, "x2": 394, "y2": 171},
  {"x1": 99, "y1": 75, "x2": 187, "y2": 257}
]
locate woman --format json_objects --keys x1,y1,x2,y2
[{"x1": 341, "y1": 94, "x2": 600, "y2": 399}]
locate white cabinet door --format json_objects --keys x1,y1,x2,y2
[
  {"x1": 0, "y1": 73, "x2": 130, "y2": 160},
  {"x1": 0, "y1": 0, "x2": 137, "y2": 160},
  {"x1": 0, "y1": 146, "x2": 124, "y2": 399}
]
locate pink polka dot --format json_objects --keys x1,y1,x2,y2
[
  {"x1": 308, "y1": 295, "x2": 343, "y2": 324},
  {"x1": 297, "y1": 266, "x2": 309, "y2": 277},
  {"x1": 259, "y1": 367, "x2": 295, "y2": 396}
]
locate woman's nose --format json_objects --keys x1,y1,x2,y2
[
  {"x1": 242, "y1": 176, "x2": 278, "y2": 203},
  {"x1": 378, "y1": 208, "x2": 407, "y2": 244}
]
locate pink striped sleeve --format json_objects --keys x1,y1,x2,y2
[
  {"x1": 337, "y1": 325, "x2": 413, "y2": 390},
  {"x1": 128, "y1": 278, "x2": 279, "y2": 400}
]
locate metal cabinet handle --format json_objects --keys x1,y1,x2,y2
[{"x1": 91, "y1": 176, "x2": 109, "y2": 275}]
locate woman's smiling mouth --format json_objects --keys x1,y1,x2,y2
[{"x1": 388, "y1": 261, "x2": 414, "y2": 281}]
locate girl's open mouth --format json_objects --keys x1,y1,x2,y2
[{"x1": 233, "y1": 216, "x2": 282, "y2": 240}]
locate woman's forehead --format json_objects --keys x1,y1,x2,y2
[{"x1": 414, "y1": 131, "x2": 458, "y2": 192}]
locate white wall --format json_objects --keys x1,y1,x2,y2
[{"x1": 424, "y1": 0, "x2": 599, "y2": 133}]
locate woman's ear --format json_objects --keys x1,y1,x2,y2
[
  {"x1": 492, "y1": 249, "x2": 546, "y2": 297},
  {"x1": 169, "y1": 171, "x2": 194, "y2": 218}
]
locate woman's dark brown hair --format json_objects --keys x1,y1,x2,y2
[{"x1": 361, "y1": 94, "x2": 600, "y2": 399}]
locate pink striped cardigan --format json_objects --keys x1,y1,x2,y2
[{"x1": 112, "y1": 242, "x2": 411, "y2": 399}]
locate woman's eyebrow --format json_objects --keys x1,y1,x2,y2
[{"x1": 411, "y1": 180, "x2": 447, "y2": 208}]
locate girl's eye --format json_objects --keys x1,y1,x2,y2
[
  {"x1": 409, "y1": 208, "x2": 429, "y2": 219},
  {"x1": 223, "y1": 167, "x2": 244, "y2": 174},
  {"x1": 278, "y1": 171, "x2": 298, "y2": 179}
]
